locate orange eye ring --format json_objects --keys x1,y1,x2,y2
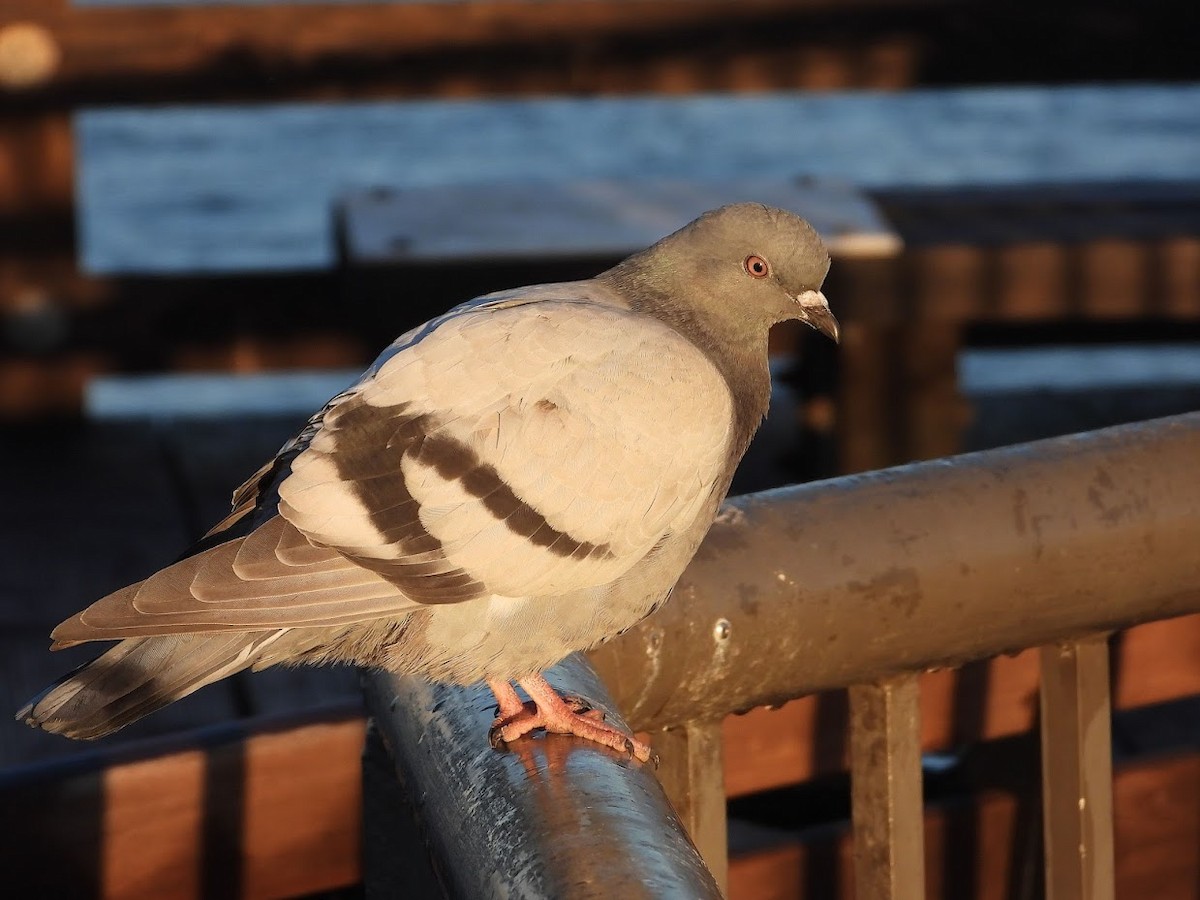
[{"x1": 744, "y1": 255, "x2": 770, "y2": 278}]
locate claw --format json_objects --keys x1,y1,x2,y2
[
  {"x1": 488, "y1": 725, "x2": 505, "y2": 750},
  {"x1": 486, "y1": 675, "x2": 654, "y2": 763}
]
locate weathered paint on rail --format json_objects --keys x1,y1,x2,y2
[{"x1": 591, "y1": 411, "x2": 1200, "y2": 731}]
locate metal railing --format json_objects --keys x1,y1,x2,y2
[
  {"x1": 364, "y1": 657, "x2": 723, "y2": 899},
  {"x1": 365, "y1": 411, "x2": 1200, "y2": 898}
]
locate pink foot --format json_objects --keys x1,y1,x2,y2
[{"x1": 486, "y1": 675, "x2": 655, "y2": 764}]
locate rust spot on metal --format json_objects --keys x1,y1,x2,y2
[
  {"x1": 1086, "y1": 466, "x2": 1152, "y2": 528},
  {"x1": 848, "y1": 567, "x2": 921, "y2": 618},
  {"x1": 737, "y1": 583, "x2": 760, "y2": 617},
  {"x1": 691, "y1": 511, "x2": 750, "y2": 562},
  {"x1": 646, "y1": 627, "x2": 664, "y2": 652},
  {"x1": 1013, "y1": 488, "x2": 1029, "y2": 535}
]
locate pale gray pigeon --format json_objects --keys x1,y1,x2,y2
[{"x1": 19, "y1": 203, "x2": 837, "y2": 761}]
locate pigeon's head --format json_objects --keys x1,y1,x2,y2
[
  {"x1": 682, "y1": 203, "x2": 837, "y2": 342},
  {"x1": 606, "y1": 203, "x2": 838, "y2": 346}
]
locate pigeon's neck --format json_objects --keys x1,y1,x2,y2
[{"x1": 597, "y1": 265, "x2": 772, "y2": 455}]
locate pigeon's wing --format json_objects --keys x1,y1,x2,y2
[
  {"x1": 52, "y1": 294, "x2": 734, "y2": 643},
  {"x1": 277, "y1": 298, "x2": 735, "y2": 602}
]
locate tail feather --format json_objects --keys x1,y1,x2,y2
[{"x1": 17, "y1": 631, "x2": 283, "y2": 740}]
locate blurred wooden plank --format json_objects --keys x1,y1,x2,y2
[
  {"x1": 75, "y1": 89, "x2": 1200, "y2": 276},
  {"x1": 876, "y1": 182, "x2": 1200, "y2": 248},
  {"x1": 833, "y1": 318, "x2": 966, "y2": 472},
  {"x1": 0, "y1": 353, "x2": 107, "y2": 416},
  {"x1": 85, "y1": 371, "x2": 358, "y2": 421},
  {"x1": 861, "y1": 183, "x2": 1200, "y2": 324},
  {"x1": 0, "y1": 113, "x2": 74, "y2": 217},
  {"x1": 835, "y1": 322, "x2": 901, "y2": 472},
  {"x1": 830, "y1": 183, "x2": 1200, "y2": 469},
  {"x1": 240, "y1": 719, "x2": 364, "y2": 899},
  {"x1": 723, "y1": 613, "x2": 1200, "y2": 798},
  {"x1": 898, "y1": 321, "x2": 965, "y2": 462},
  {"x1": 5, "y1": 0, "x2": 929, "y2": 101},
  {"x1": 1111, "y1": 753, "x2": 1200, "y2": 900},
  {"x1": 842, "y1": 239, "x2": 1200, "y2": 325},
  {"x1": 2, "y1": 713, "x2": 365, "y2": 900},
  {"x1": 960, "y1": 345, "x2": 1200, "y2": 395},
  {"x1": 1116, "y1": 614, "x2": 1200, "y2": 707},
  {"x1": 0, "y1": 111, "x2": 95, "y2": 369},
  {"x1": 339, "y1": 179, "x2": 901, "y2": 266},
  {"x1": 1161, "y1": 237, "x2": 1200, "y2": 316},
  {"x1": 101, "y1": 750, "x2": 207, "y2": 900},
  {"x1": 0, "y1": 264, "x2": 365, "y2": 416},
  {"x1": 728, "y1": 752, "x2": 1200, "y2": 900}
]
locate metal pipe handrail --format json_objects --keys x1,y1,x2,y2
[
  {"x1": 363, "y1": 655, "x2": 723, "y2": 900},
  {"x1": 590, "y1": 411, "x2": 1200, "y2": 731}
]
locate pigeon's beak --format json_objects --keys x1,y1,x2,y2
[{"x1": 794, "y1": 290, "x2": 840, "y2": 343}]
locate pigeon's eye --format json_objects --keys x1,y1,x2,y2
[{"x1": 744, "y1": 255, "x2": 770, "y2": 278}]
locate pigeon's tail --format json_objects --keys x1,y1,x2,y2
[{"x1": 17, "y1": 631, "x2": 280, "y2": 740}]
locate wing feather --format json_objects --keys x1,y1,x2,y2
[
  {"x1": 277, "y1": 300, "x2": 734, "y2": 601},
  {"x1": 53, "y1": 289, "x2": 735, "y2": 643}
]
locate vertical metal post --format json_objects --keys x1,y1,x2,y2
[
  {"x1": 849, "y1": 675, "x2": 925, "y2": 900},
  {"x1": 1039, "y1": 636, "x2": 1116, "y2": 900},
  {"x1": 655, "y1": 720, "x2": 728, "y2": 893}
]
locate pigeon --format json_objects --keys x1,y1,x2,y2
[{"x1": 19, "y1": 203, "x2": 837, "y2": 762}]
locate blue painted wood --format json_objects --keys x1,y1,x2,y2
[
  {"x1": 339, "y1": 178, "x2": 901, "y2": 264},
  {"x1": 86, "y1": 370, "x2": 361, "y2": 419},
  {"x1": 77, "y1": 86, "x2": 1200, "y2": 275}
]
